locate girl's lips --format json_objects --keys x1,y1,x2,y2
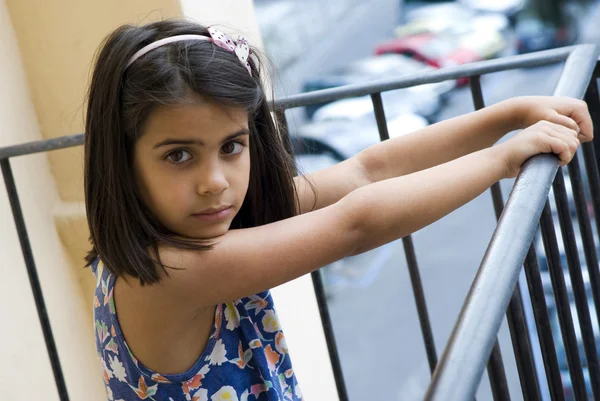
[{"x1": 191, "y1": 206, "x2": 233, "y2": 222}]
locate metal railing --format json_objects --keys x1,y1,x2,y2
[
  {"x1": 2, "y1": 44, "x2": 600, "y2": 400},
  {"x1": 424, "y1": 45, "x2": 600, "y2": 401}
]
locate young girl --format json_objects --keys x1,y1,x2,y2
[{"x1": 86, "y1": 19, "x2": 592, "y2": 401}]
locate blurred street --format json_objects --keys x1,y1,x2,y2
[
  {"x1": 326, "y1": 67, "x2": 563, "y2": 400},
  {"x1": 256, "y1": 0, "x2": 600, "y2": 400}
]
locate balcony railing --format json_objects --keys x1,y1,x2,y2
[{"x1": 3, "y1": 44, "x2": 600, "y2": 401}]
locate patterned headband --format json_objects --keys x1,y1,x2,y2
[{"x1": 125, "y1": 27, "x2": 252, "y2": 75}]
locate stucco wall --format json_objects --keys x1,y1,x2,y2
[{"x1": 0, "y1": 1, "x2": 104, "y2": 398}]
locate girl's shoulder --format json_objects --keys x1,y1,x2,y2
[{"x1": 155, "y1": 205, "x2": 354, "y2": 310}]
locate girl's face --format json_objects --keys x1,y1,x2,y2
[{"x1": 133, "y1": 101, "x2": 251, "y2": 240}]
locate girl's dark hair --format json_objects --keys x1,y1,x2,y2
[{"x1": 84, "y1": 20, "x2": 301, "y2": 285}]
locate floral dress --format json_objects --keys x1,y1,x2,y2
[{"x1": 92, "y1": 259, "x2": 303, "y2": 400}]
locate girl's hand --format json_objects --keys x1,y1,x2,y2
[
  {"x1": 510, "y1": 96, "x2": 593, "y2": 143},
  {"x1": 498, "y1": 120, "x2": 581, "y2": 178}
]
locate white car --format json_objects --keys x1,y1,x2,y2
[
  {"x1": 312, "y1": 89, "x2": 441, "y2": 125},
  {"x1": 303, "y1": 53, "x2": 455, "y2": 121},
  {"x1": 399, "y1": 2, "x2": 511, "y2": 37},
  {"x1": 296, "y1": 113, "x2": 429, "y2": 159},
  {"x1": 459, "y1": 0, "x2": 525, "y2": 18},
  {"x1": 344, "y1": 54, "x2": 456, "y2": 100}
]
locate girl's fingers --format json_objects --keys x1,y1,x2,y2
[
  {"x1": 553, "y1": 139, "x2": 571, "y2": 166},
  {"x1": 547, "y1": 111, "x2": 580, "y2": 133},
  {"x1": 546, "y1": 128, "x2": 580, "y2": 155},
  {"x1": 568, "y1": 101, "x2": 594, "y2": 142},
  {"x1": 542, "y1": 130, "x2": 574, "y2": 166}
]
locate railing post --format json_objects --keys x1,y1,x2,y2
[
  {"x1": 370, "y1": 92, "x2": 439, "y2": 375},
  {"x1": 539, "y1": 201, "x2": 588, "y2": 399},
  {"x1": 276, "y1": 109, "x2": 350, "y2": 401},
  {"x1": 1, "y1": 159, "x2": 70, "y2": 401},
  {"x1": 522, "y1": 246, "x2": 565, "y2": 400}
]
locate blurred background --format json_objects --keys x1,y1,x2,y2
[
  {"x1": 255, "y1": 0, "x2": 600, "y2": 400},
  {"x1": 1, "y1": 0, "x2": 599, "y2": 400}
]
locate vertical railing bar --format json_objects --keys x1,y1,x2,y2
[
  {"x1": 581, "y1": 142, "x2": 600, "y2": 276},
  {"x1": 588, "y1": 67, "x2": 600, "y2": 170},
  {"x1": 553, "y1": 170, "x2": 600, "y2": 398},
  {"x1": 582, "y1": 74, "x2": 600, "y2": 256},
  {"x1": 310, "y1": 270, "x2": 349, "y2": 401},
  {"x1": 581, "y1": 75, "x2": 600, "y2": 376},
  {"x1": 522, "y1": 246, "x2": 566, "y2": 400},
  {"x1": 582, "y1": 142, "x2": 600, "y2": 242},
  {"x1": 539, "y1": 202, "x2": 587, "y2": 399},
  {"x1": 370, "y1": 92, "x2": 440, "y2": 375},
  {"x1": 0, "y1": 159, "x2": 70, "y2": 401},
  {"x1": 403, "y1": 236, "x2": 438, "y2": 372},
  {"x1": 469, "y1": 76, "x2": 485, "y2": 112},
  {"x1": 567, "y1": 152, "x2": 600, "y2": 363},
  {"x1": 487, "y1": 345, "x2": 511, "y2": 401},
  {"x1": 370, "y1": 93, "x2": 390, "y2": 141},
  {"x1": 504, "y1": 288, "x2": 542, "y2": 401},
  {"x1": 490, "y1": 184, "x2": 506, "y2": 219},
  {"x1": 276, "y1": 109, "x2": 350, "y2": 401},
  {"x1": 471, "y1": 75, "x2": 527, "y2": 401}
]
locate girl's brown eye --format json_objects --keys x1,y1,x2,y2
[
  {"x1": 166, "y1": 149, "x2": 192, "y2": 164},
  {"x1": 222, "y1": 141, "x2": 244, "y2": 155}
]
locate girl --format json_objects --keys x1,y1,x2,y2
[{"x1": 86, "y1": 19, "x2": 592, "y2": 401}]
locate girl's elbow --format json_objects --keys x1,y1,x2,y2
[{"x1": 336, "y1": 191, "x2": 375, "y2": 257}]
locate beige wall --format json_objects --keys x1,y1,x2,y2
[
  {"x1": 1, "y1": 1, "x2": 183, "y2": 399},
  {"x1": 0, "y1": 0, "x2": 104, "y2": 399},
  {"x1": 6, "y1": 0, "x2": 183, "y2": 203},
  {"x1": 1, "y1": 0, "x2": 338, "y2": 399}
]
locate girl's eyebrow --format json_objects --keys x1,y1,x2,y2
[{"x1": 153, "y1": 129, "x2": 250, "y2": 149}]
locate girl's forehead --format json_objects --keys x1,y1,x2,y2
[{"x1": 142, "y1": 102, "x2": 249, "y2": 142}]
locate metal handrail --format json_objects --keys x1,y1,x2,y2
[{"x1": 423, "y1": 44, "x2": 600, "y2": 401}]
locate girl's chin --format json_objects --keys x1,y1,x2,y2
[{"x1": 182, "y1": 223, "x2": 232, "y2": 240}]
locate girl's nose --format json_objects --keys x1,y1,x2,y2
[{"x1": 197, "y1": 163, "x2": 229, "y2": 195}]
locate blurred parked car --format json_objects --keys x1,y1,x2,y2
[
  {"x1": 458, "y1": 0, "x2": 525, "y2": 22},
  {"x1": 515, "y1": 15, "x2": 578, "y2": 54},
  {"x1": 397, "y1": 2, "x2": 510, "y2": 37},
  {"x1": 375, "y1": 29, "x2": 506, "y2": 86},
  {"x1": 294, "y1": 113, "x2": 429, "y2": 160},
  {"x1": 312, "y1": 87, "x2": 442, "y2": 124},
  {"x1": 302, "y1": 54, "x2": 454, "y2": 119}
]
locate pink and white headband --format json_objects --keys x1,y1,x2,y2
[{"x1": 125, "y1": 27, "x2": 252, "y2": 75}]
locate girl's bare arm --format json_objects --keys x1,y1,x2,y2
[
  {"x1": 164, "y1": 119, "x2": 583, "y2": 307},
  {"x1": 294, "y1": 96, "x2": 591, "y2": 214}
]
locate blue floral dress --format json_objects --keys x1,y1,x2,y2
[{"x1": 92, "y1": 259, "x2": 303, "y2": 400}]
